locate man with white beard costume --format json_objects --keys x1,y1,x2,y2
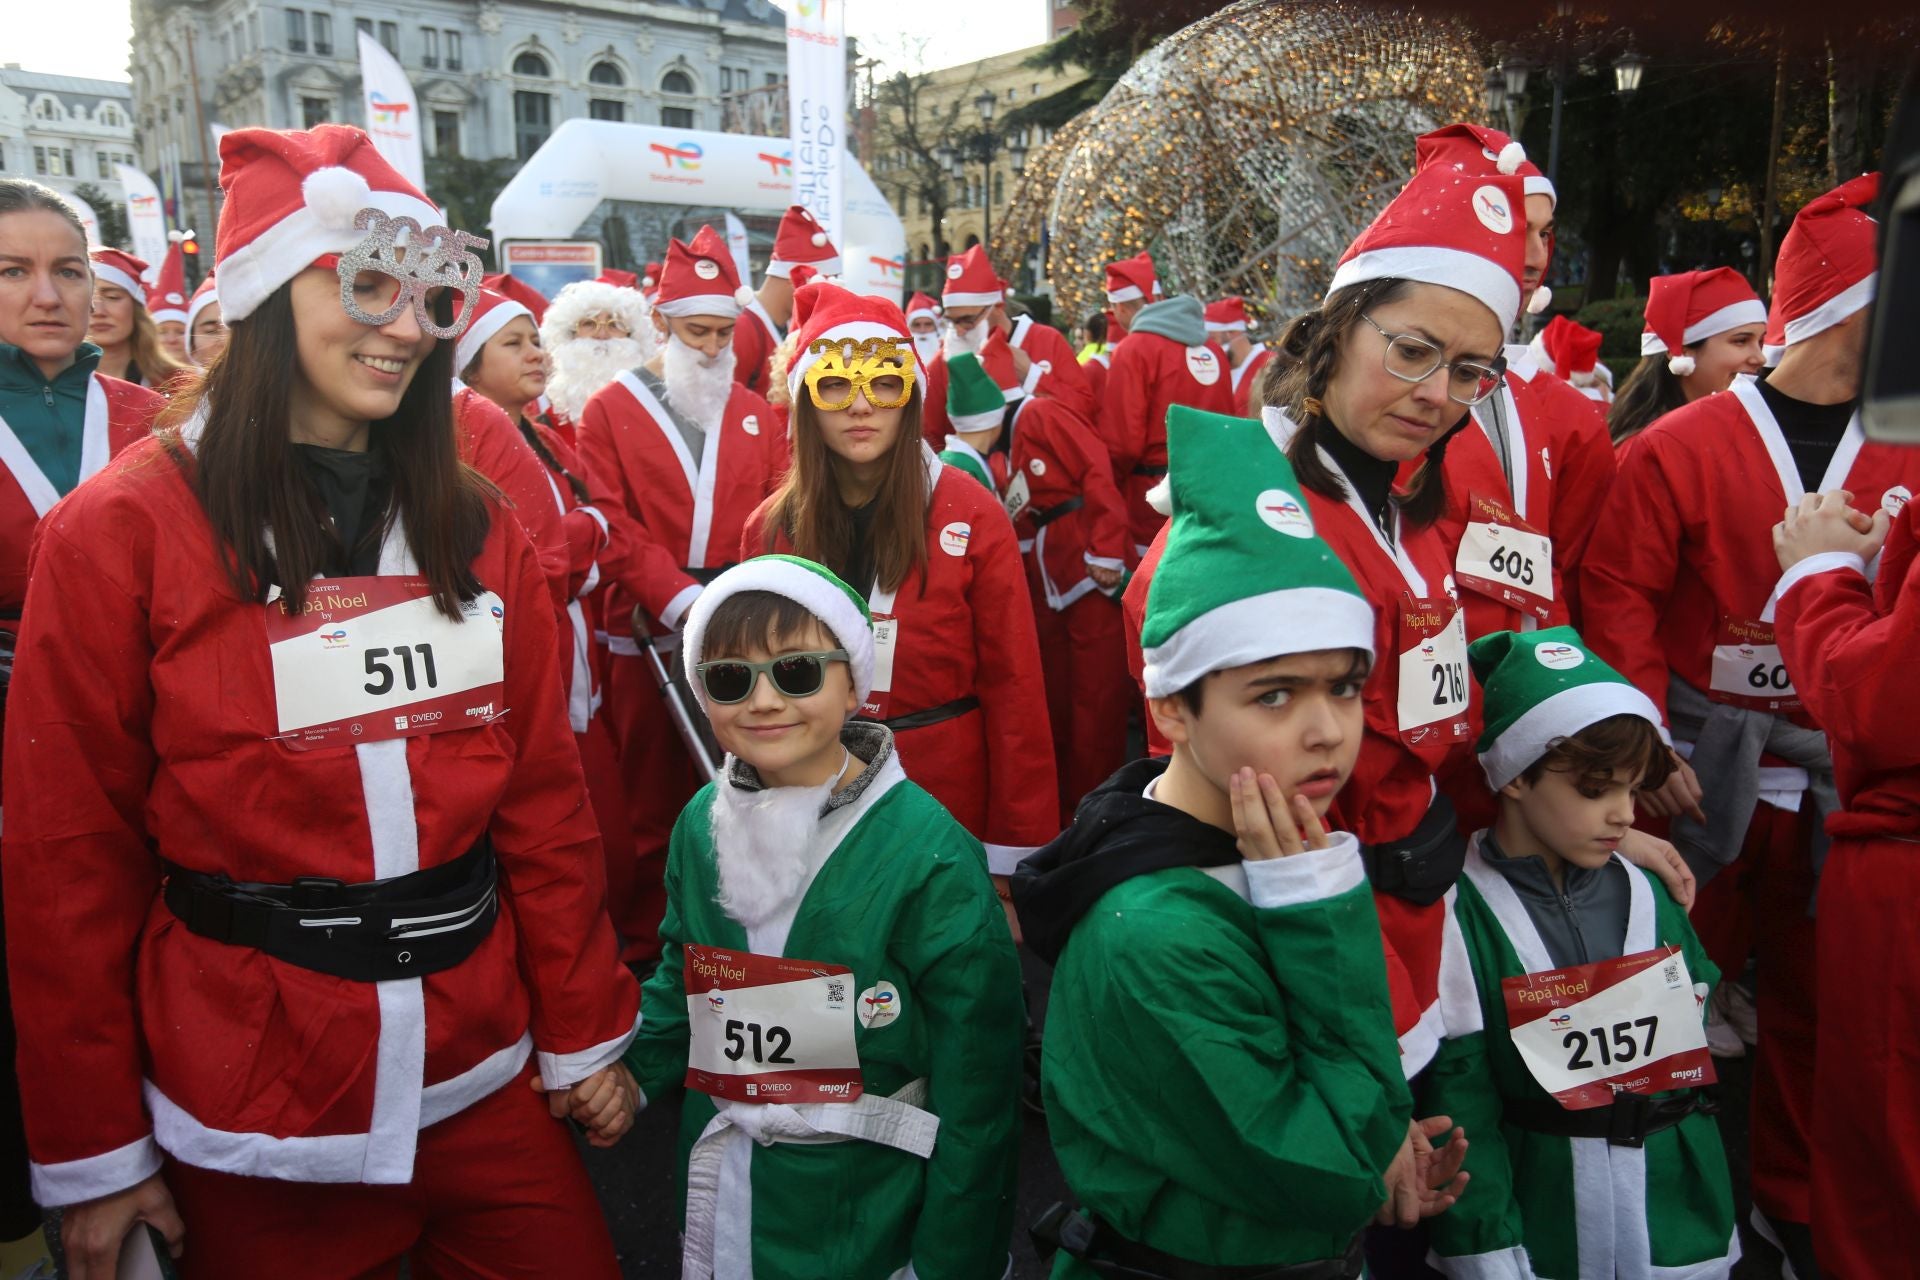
[
  {"x1": 577, "y1": 226, "x2": 786, "y2": 966},
  {"x1": 540, "y1": 277, "x2": 656, "y2": 431}
]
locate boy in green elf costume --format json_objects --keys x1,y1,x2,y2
[
  {"x1": 1014, "y1": 406, "x2": 1467, "y2": 1277},
  {"x1": 1425, "y1": 626, "x2": 1737, "y2": 1278}
]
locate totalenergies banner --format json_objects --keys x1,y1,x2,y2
[
  {"x1": 785, "y1": 0, "x2": 845, "y2": 249},
  {"x1": 114, "y1": 163, "x2": 169, "y2": 266},
  {"x1": 358, "y1": 31, "x2": 425, "y2": 191}
]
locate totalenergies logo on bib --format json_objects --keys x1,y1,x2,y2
[{"x1": 321, "y1": 627, "x2": 350, "y2": 648}]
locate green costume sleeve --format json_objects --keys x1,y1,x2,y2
[
  {"x1": 1422, "y1": 1029, "x2": 1530, "y2": 1268},
  {"x1": 894, "y1": 822, "x2": 1025, "y2": 1280},
  {"x1": 621, "y1": 806, "x2": 697, "y2": 1102}
]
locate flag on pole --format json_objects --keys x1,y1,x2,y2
[
  {"x1": 115, "y1": 163, "x2": 170, "y2": 264},
  {"x1": 358, "y1": 31, "x2": 425, "y2": 191},
  {"x1": 785, "y1": 0, "x2": 845, "y2": 248},
  {"x1": 65, "y1": 192, "x2": 103, "y2": 247},
  {"x1": 724, "y1": 211, "x2": 753, "y2": 286}
]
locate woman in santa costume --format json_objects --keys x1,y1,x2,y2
[
  {"x1": 743, "y1": 280, "x2": 1059, "y2": 906},
  {"x1": 0, "y1": 177, "x2": 165, "y2": 1255},
  {"x1": 574, "y1": 226, "x2": 784, "y2": 966},
  {"x1": 183, "y1": 273, "x2": 225, "y2": 366},
  {"x1": 86, "y1": 246, "x2": 188, "y2": 389},
  {"x1": 1, "y1": 126, "x2": 639, "y2": 1279},
  {"x1": 1579, "y1": 171, "x2": 1911, "y2": 1276},
  {"x1": 1608, "y1": 267, "x2": 1768, "y2": 449}
]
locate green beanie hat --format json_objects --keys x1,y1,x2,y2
[
  {"x1": 945, "y1": 352, "x2": 1006, "y2": 431},
  {"x1": 1141, "y1": 405, "x2": 1374, "y2": 697},
  {"x1": 1469, "y1": 626, "x2": 1667, "y2": 790}
]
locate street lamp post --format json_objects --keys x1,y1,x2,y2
[{"x1": 945, "y1": 88, "x2": 1017, "y2": 255}]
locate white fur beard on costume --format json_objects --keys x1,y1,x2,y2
[
  {"x1": 662, "y1": 335, "x2": 738, "y2": 432},
  {"x1": 912, "y1": 331, "x2": 943, "y2": 365},
  {"x1": 545, "y1": 336, "x2": 650, "y2": 420},
  {"x1": 944, "y1": 318, "x2": 989, "y2": 362},
  {"x1": 710, "y1": 768, "x2": 841, "y2": 929}
]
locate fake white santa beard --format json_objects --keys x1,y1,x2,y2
[
  {"x1": 545, "y1": 336, "x2": 650, "y2": 419},
  {"x1": 710, "y1": 768, "x2": 842, "y2": 929},
  {"x1": 912, "y1": 332, "x2": 943, "y2": 365},
  {"x1": 943, "y1": 319, "x2": 989, "y2": 362},
  {"x1": 662, "y1": 335, "x2": 738, "y2": 432}
]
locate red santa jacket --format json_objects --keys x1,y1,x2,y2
[
  {"x1": 1230, "y1": 344, "x2": 1276, "y2": 418},
  {"x1": 1081, "y1": 349, "x2": 1111, "y2": 411},
  {"x1": 455, "y1": 387, "x2": 569, "y2": 608},
  {"x1": 1579, "y1": 375, "x2": 1920, "y2": 730},
  {"x1": 744, "y1": 457, "x2": 1059, "y2": 869},
  {"x1": 527, "y1": 421, "x2": 612, "y2": 734},
  {"x1": 576, "y1": 370, "x2": 782, "y2": 638},
  {"x1": 730, "y1": 299, "x2": 783, "y2": 398},
  {"x1": 1099, "y1": 330, "x2": 1236, "y2": 554},
  {"x1": 944, "y1": 395, "x2": 1129, "y2": 611},
  {"x1": 1775, "y1": 501, "x2": 1920, "y2": 842},
  {"x1": 919, "y1": 316, "x2": 1100, "y2": 446},
  {"x1": 0, "y1": 371, "x2": 160, "y2": 628},
  {"x1": 2, "y1": 434, "x2": 639, "y2": 1206},
  {"x1": 528, "y1": 393, "x2": 577, "y2": 447},
  {"x1": 1415, "y1": 355, "x2": 1615, "y2": 641}
]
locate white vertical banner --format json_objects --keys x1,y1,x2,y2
[
  {"x1": 114, "y1": 163, "x2": 170, "y2": 264},
  {"x1": 357, "y1": 30, "x2": 425, "y2": 191},
  {"x1": 65, "y1": 193, "x2": 103, "y2": 247},
  {"x1": 785, "y1": 0, "x2": 845, "y2": 249},
  {"x1": 723, "y1": 211, "x2": 753, "y2": 285}
]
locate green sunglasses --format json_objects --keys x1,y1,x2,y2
[{"x1": 695, "y1": 649, "x2": 851, "y2": 704}]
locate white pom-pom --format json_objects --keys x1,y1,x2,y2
[
  {"x1": 642, "y1": 275, "x2": 656, "y2": 288},
  {"x1": 734, "y1": 285, "x2": 755, "y2": 307},
  {"x1": 303, "y1": 166, "x2": 374, "y2": 229},
  {"x1": 1145, "y1": 476, "x2": 1173, "y2": 516},
  {"x1": 811, "y1": 231, "x2": 828, "y2": 247},
  {"x1": 1668, "y1": 354, "x2": 1697, "y2": 377},
  {"x1": 168, "y1": 228, "x2": 190, "y2": 244},
  {"x1": 1497, "y1": 141, "x2": 1527, "y2": 175},
  {"x1": 1527, "y1": 285, "x2": 1552, "y2": 315}
]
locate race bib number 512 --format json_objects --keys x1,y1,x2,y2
[{"x1": 683, "y1": 944, "x2": 863, "y2": 1104}]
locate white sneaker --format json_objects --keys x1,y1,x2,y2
[
  {"x1": 1718, "y1": 979, "x2": 1759, "y2": 1047},
  {"x1": 1706, "y1": 990, "x2": 1746, "y2": 1059}
]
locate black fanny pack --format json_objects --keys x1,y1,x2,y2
[
  {"x1": 1131, "y1": 464, "x2": 1168, "y2": 478},
  {"x1": 1030, "y1": 1204, "x2": 1363, "y2": 1280},
  {"x1": 1360, "y1": 793, "x2": 1467, "y2": 906},
  {"x1": 161, "y1": 838, "x2": 498, "y2": 982},
  {"x1": 1507, "y1": 1087, "x2": 1719, "y2": 1149}
]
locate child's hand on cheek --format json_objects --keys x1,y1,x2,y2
[{"x1": 1229, "y1": 767, "x2": 1329, "y2": 861}]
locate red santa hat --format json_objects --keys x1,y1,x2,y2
[
  {"x1": 768, "y1": 204, "x2": 841, "y2": 278},
  {"x1": 89, "y1": 248, "x2": 150, "y2": 304},
  {"x1": 1325, "y1": 167, "x2": 1530, "y2": 333},
  {"x1": 1203, "y1": 296, "x2": 1250, "y2": 332},
  {"x1": 784, "y1": 280, "x2": 926, "y2": 402},
  {"x1": 787, "y1": 263, "x2": 821, "y2": 291},
  {"x1": 905, "y1": 291, "x2": 940, "y2": 322},
  {"x1": 654, "y1": 225, "x2": 754, "y2": 319},
  {"x1": 1105, "y1": 252, "x2": 1159, "y2": 305},
  {"x1": 597, "y1": 268, "x2": 639, "y2": 289},
  {"x1": 212, "y1": 124, "x2": 442, "y2": 323},
  {"x1": 148, "y1": 231, "x2": 192, "y2": 324},
  {"x1": 482, "y1": 271, "x2": 549, "y2": 324},
  {"x1": 1639, "y1": 267, "x2": 1767, "y2": 376},
  {"x1": 641, "y1": 261, "x2": 662, "y2": 290},
  {"x1": 978, "y1": 328, "x2": 1025, "y2": 400},
  {"x1": 1763, "y1": 172, "x2": 1879, "y2": 365},
  {"x1": 1413, "y1": 123, "x2": 1556, "y2": 209},
  {"x1": 1533, "y1": 315, "x2": 1603, "y2": 380},
  {"x1": 942, "y1": 245, "x2": 1004, "y2": 308},
  {"x1": 184, "y1": 272, "x2": 219, "y2": 337},
  {"x1": 454, "y1": 288, "x2": 536, "y2": 373}
]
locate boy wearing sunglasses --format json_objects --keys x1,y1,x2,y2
[{"x1": 610, "y1": 553, "x2": 1025, "y2": 1279}]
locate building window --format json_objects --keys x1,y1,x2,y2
[
  {"x1": 445, "y1": 31, "x2": 461, "y2": 71},
  {"x1": 313, "y1": 13, "x2": 332, "y2": 55},
  {"x1": 513, "y1": 52, "x2": 549, "y2": 78},
  {"x1": 660, "y1": 106, "x2": 694, "y2": 129},
  {"x1": 98, "y1": 152, "x2": 111, "y2": 179},
  {"x1": 720, "y1": 68, "x2": 732, "y2": 93},
  {"x1": 378, "y1": 21, "x2": 398, "y2": 55},
  {"x1": 513, "y1": 90, "x2": 551, "y2": 159},
  {"x1": 589, "y1": 61, "x2": 623, "y2": 87},
  {"x1": 589, "y1": 99, "x2": 624, "y2": 122},
  {"x1": 33, "y1": 146, "x2": 47, "y2": 175},
  {"x1": 98, "y1": 105, "x2": 121, "y2": 127},
  {"x1": 34, "y1": 98, "x2": 59, "y2": 121},
  {"x1": 250, "y1": 14, "x2": 263, "y2": 50},
  {"x1": 661, "y1": 69, "x2": 694, "y2": 95},
  {"x1": 993, "y1": 171, "x2": 1004, "y2": 204},
  {"x1": 433, "y1": 109, "x2": 460, "y2": 156},
  {"x1": 302, "y1": 96, "x2": 330, "y2": 128},
  {"x1": 764, "y1": 72, "x2": 780, "y2": 87},
  {"x1": 286, "y1": 9, "x2": 307, "y2": 52},
  {"x1": 421, "y1": 28, "x2": 438, "y2": 68}
]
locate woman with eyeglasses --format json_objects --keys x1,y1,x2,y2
[
  {"x1": 744, "y1": 282, "x2": 1058, "y2": 929},
  {"x1": 2, "y1": 127, "x2": 638, "y2": 1279}
]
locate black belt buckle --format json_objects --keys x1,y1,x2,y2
[
  {"x1": 1028, "y1": 1202, "x2": 1096, "y2": 1263},
  {"x1": 290, "y1": 876, "x2": 348, "y2": 908},
  {"x1": 1606, "y1": 1091, "x2": 1654, "y2": 1147}
]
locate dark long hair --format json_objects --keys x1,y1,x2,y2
[
  {"x1": 1267, "y1": 279, "x2": 1453, "y2": 530},
  {"x1": 161, "y1": 282, "x2": 491, "y2": 618},
  {"x1": 761, "y1": 391, "x2": 930, "y2": 595},
  {"x1": 457, "y1": 349, "x2": 591, "y2": 504},
  {"x1": 1607, "y1": 355, "x2": 1689, "y2": 447}
]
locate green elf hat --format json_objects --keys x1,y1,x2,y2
[
  {"x1": 1141, "y1": 405, "x2": 1374, "y2": 697},
  {"x1": 1469, "y1": 625, "x2": 1668, "y2": 791},
  {"x1": 682, "y1": 554, "x2": 874, "y2": 713},
  {"x1": 945, "y1": 351, "x2": 1007, "y2": 432}
]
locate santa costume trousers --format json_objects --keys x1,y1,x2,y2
[
  {"x1": 1033, "y1": 586, "x2": 1130, "y2": 823},
  {"x1": 1811, "y1": 832, "x2": 1920, "y2": 1278},
  {"x1": 161, "y1": 1064, "x2": 620, "y2": 1280},
  {"x1": 1740, "y1": 802, "x2": 1819, "y2": 1228},
  {"x1": 603, "y1": 650, "x2": 700, "y2": 967}
]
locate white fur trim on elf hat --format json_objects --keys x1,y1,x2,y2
[
  {"x1": 1479, "y1": 680, "x2": 1667, "y2": 792},
  {"x1": 454, "y1": 298, "x2": 533, "y2": 374},
  {"x1": 91, "y1": 261, "x2": 146, "y2": 302},
  {"x1": 682, "y1": 556, "x2": 876, "y2": 714},
  {"x1": 1142, "y1": 588, "x2": 1376, "y2": 699}
]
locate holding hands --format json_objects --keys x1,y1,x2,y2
[
  {"x1": 1773, "y1": 489, "x2": 1889, "y2": 570},
  {"x1": 531, "y1": 1062, "x2": 640, "y2": 1148}
]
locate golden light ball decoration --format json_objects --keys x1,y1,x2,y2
[{"x1": 997, "y1": 0, "x2": 1484, "y2": 331}]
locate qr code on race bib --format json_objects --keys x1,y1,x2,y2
[
  {"x1": 827, "y1": 980, "x2": 846, "y2": 1005},
  {"x1": 1663, "y1": 959, "x2": 1682, "y2": 988}
]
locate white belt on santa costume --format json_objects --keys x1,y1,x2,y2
[{"x1": 680, "y1": 1078, "x2": 939, "y2": 1280}]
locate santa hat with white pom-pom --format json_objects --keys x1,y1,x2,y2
[
  {"x1": 1414, "y1": 123, "x2": 1556, "y2": 315},
  {"x1": 147, "y1": 230, "x2": 193, "y2": 324},
  {"x1": 1639, "y1": 267, "x2": 1766, "y2": 377},
  {"x1": 766, "y1": 204, "x2": 841, "y2": 279},
  {"x1": 653, "y1": 224, "x2": 754, "y2": 319},
  {"x1": 212, "y1": 123, "x2": 442, "y2": 323}
]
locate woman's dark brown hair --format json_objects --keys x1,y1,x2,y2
[
  {"x1": 760, "y1": 388, "x2": 929, "y2": 595},
  {"x1": 0, "y1": 178, "x2": 88, "y2": 245},
  {"x1": 1522, "y1": 713, "x2": 1675, "y2": 792},
  {"x1": 458, "y1": 347, "x2": 590, "y2": 505},
  {"x1": 162, "y1": 280, "x2": 491, "y2": 619},
  {"x1": 1266, "y1": 278, "x2": 1467, "y2": 530},
  {"x1": 1607, "y1": 354, "x2": 1690, "y2": 447}
]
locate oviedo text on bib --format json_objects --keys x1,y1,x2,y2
[
  {"x1": 1502, "y1": 945, "x2": 1715, "y2": 1109},
  {"x1": 265, "y1": 576, "x2": 507, "y2": 750},
  {"x1": 683, "y1": 943, "x2": 863, "y2": 1104},
  {"x1": 1454, "y1": 491, "x2": 1554, "y2": 622},
  {"x1": 1708, "y1": 616, "x2": 1800, "y2": 713},
  {"x1": 1394, "y1": 595, "x2": 1471, "y2": 750}
]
